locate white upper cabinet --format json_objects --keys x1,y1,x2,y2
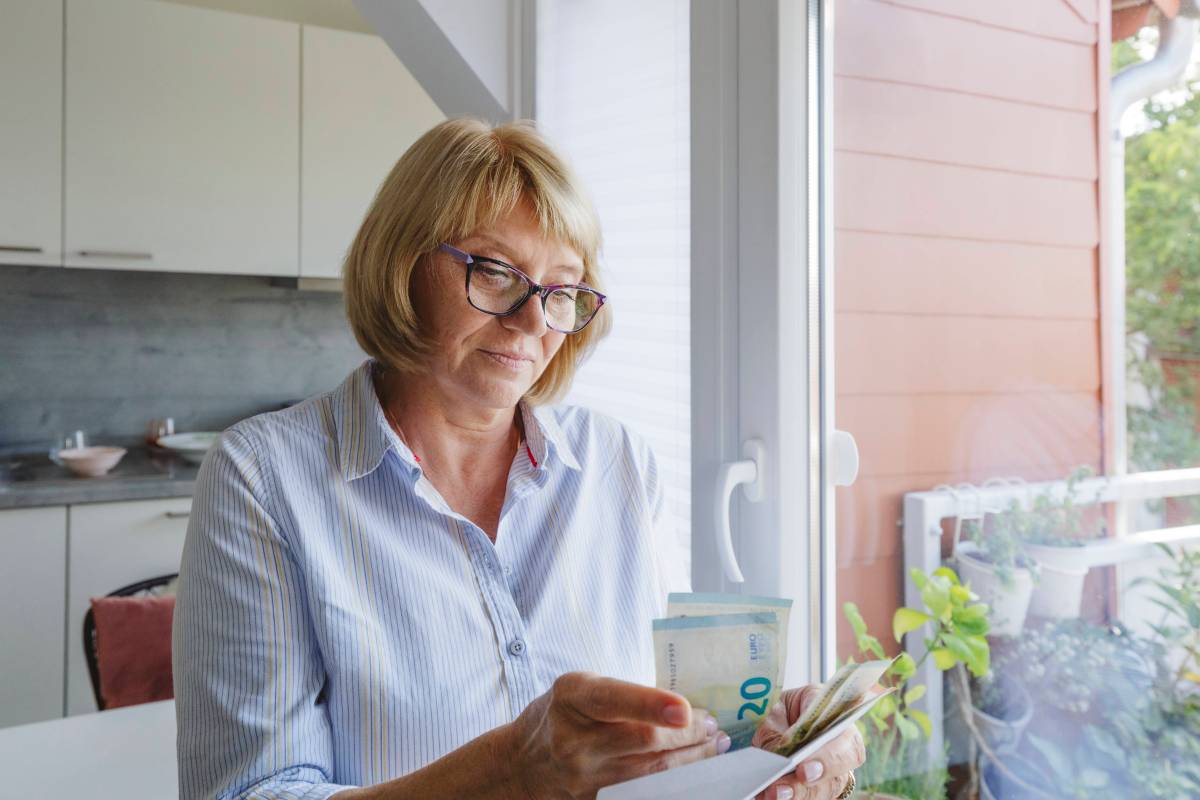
[
  {"x1": 300, "y1": 25, "x2": 443, "y2": 279},
  {"x1": 64, "y1": 0, "x2": 299, "y2": 276},
  {"x1": 0, "y1": 0, "x2": 62, "y2": 268}
]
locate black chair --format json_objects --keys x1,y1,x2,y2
[{"x1": 82, "y1": 573, "x2": 179, "y2": 711}]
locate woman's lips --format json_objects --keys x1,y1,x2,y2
[{"x1": 481, "y1": 350, "x2": 533, "y2": 371}]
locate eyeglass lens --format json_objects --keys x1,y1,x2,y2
[{"x1": 469, "y1": 261, "x2": 599, "y2": 333}]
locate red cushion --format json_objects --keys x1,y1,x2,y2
[{"x1": 90, "y1": 595, "x2": 176, "y2": 709}]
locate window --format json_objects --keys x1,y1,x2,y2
[
  {"x1": 833, "y1": 2, "x2": 1200, "y2": 798},
  {"x1": 535, "y1": 0, "x2": 692, "y2": 590}
]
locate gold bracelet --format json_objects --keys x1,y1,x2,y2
[{"x1": 835, "y1": 772, "x2": 856, "y2": 800}]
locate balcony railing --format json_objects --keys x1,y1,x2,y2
[{"x1": 901, "y1": 466, "x2": 1200, "y2": 766}]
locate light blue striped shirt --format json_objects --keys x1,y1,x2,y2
[{"x1": 173, "y1": 359, "x2": 671, "y2": 799}]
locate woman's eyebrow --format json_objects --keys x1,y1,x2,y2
[{"x1": 467, "y1": 235, "x2": 585, "y2": 280}]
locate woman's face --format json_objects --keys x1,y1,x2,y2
[{"x1": 411, "y1": 197, "x2": 585, "y2": 413}]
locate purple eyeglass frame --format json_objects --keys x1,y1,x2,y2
[{"x1": 437, "y1": 242, "x2": 607, "y2": 334}]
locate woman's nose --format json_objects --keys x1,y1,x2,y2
[{"x1": 503, "y1": 292, "x2": 549, "y2": 337}]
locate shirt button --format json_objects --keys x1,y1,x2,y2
[
  {"x1": 508, "y1": 638, "x2": 526, "y2": 656},
  {"x1": 503, "y1": 564, "x2": 513, "y2": 576}
]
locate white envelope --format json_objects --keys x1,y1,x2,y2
[{"x1": 597, "y1": 690, "x2": 890, "y2": 800}]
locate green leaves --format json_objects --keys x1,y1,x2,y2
[
  {"x1": 894, "y1": 713, "x2": 921, "y2": 741},
  {"x1": 951, "y1": 603, "x2": 989, "y2": 636},
  {"x1": 931, "y1": 647, "x2": 956, "y2": 670},
  {"x1": 942, "y1": 632, "x2": 989, "y2": 678},
  {"x1": 916, "y1": 569, "x2": 953, "y2": 622},
  {"x1": 888, "y1": 652, "x2": 916, "y2": 682},
  {"x1": 1125, "y1": 67, "x2": 1200, "y2": 479},
  {"x1": 844, "y1": 602, "x2": 885, "y2": 659},
  {"x1": 874, "y1": 691, "x2": 896, "y2": 719},
  {"x1": 892, "y1": 608, "x2": 932, "y2": 643},
  {"x1": 907, "y1": 709, "x2": 932, "y2": 739},
  {"x1": 902, "y1": 566, "x2": 992, "y2": 675},
  {"x1": 838, "y1": 563, "x2": 994, "y2": 786},
  {"x1": 932, "y1": 566, "x2": 960, "y2": 585}
]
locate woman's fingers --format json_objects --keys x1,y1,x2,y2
[
  {"x1": 752, "y1": 685, "x2": 822, "y2": 750},
  {"x1": 784, "y1": 684, "x2": 821, "y2": 721},
  {"x1": 555, "y1": 672, "x2": 692, "y2": 727},
  {"x1": 608, "y1": 729, "x2": 729, "y2": 785},
  {"x1": 592, "y1": 711, "x2": 719, "y2": 756},
  {"x1": 756, "y1": 771, "x2": 853, "y2": 800},
  {"x1": 792, "y1": 726, "x2": 865, "y2": 786}
]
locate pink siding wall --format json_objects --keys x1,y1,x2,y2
[{"x1": 833, "y1": 0, "x2": 1108, "y2": 653}]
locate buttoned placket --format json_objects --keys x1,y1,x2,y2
[{"x1": 402, "y1": 446, "x2": 552, "y2": 716}]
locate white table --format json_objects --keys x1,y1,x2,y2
[{"x1": 0, "y1": 700, "x2": 176, "y2": 798}]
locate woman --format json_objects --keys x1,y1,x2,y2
[{"x1": 173, "y1": 118, "x2": 863, "y2": 800}]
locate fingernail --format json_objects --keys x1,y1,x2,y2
[
  {"x1": 716, "y1": 733, "x2": 732, "y2": 754},
  {"x1": 802, "y1": 761, "x2": 824, "y2": 783},
  {"x1": 776, "y1": 787, "x2": 795, "y2": 800},
  {"x1": 704, "y1": 714, "x2": 718, "y2": 737},
  {"x1": 662, "y1": 704, "x2": 689, "y2": 726}
]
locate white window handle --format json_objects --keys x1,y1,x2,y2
[
  {"x1": 830, "y1": 429, "x2": 859, "y2": 487},
  {"x1": 713, "y1": 439, "x2": 766, "y2": 583}
]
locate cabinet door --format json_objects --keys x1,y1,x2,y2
[
  {"x1": 64, "y1": 0, "x2": 299, "y2": 276},
  {"x1": 66, "y1": 497, "x2": 190, "y2": 716},
  {"x1": 0, "y1": 0, "x2": 62, "y2": 268},
  {"x1": 300, "y1": 25, "x2": 443, "y2": 278},
  {"x1": 0, "y1": 506, "x2": 67, "y2": 728}
]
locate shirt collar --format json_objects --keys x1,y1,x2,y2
[
  {"x1": 332, "y1": 359, "x2": 581, "y2": 481},
  {"x1": 522, "y1": 403, "x2": 582, "y2": 472},
  {"x1": 331, "y1": 359, "x2": 404, "y2": 482}
]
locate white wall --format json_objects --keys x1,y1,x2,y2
[{"x1": 418, "y1": 0, "x2": 512, "y2": 112}]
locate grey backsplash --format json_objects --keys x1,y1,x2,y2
[{"x1": 0, "y1": 265, "x2": 366, "y2": 450}]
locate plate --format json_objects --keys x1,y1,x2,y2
[{"x1": 157, "y1": 432, "x2": 220, "y2": 464}]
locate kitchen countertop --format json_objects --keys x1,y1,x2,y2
[{"x1": 0, "y1": 443, "x2": 199, "y2": 509}]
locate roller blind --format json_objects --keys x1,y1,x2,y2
[{"x1": 536, "y1": 0, "x2": 691, "y2": 589}]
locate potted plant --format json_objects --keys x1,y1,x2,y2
[
  {"x1": 955, "y1": 516, "x2": 1037, "y2": 637},
  {"x1": 848, "y1": 566, "x2": 991, "y2": 800},
  {"x1": 1131, "y1": 542, "x2": 1200, "y2": 694},
  {"x1": 1007, "y1": 730, "x2": 1121, "y2": 800},
  {"x1": 959, "y1": 670, "x2": 1033, "y2": 755},
  {"x1": 975, "y1": 545, "x2": 1200, "y2": 799},
  {"x1": 1009, "y1": 466, "x2": 1106, "y2": 620},
  {"x1": 992, "y1": 619, "x2": 1154, "y2": 722},
  {"x1": 978, "y1": 749, "x2": 1057, "y2": 800}
]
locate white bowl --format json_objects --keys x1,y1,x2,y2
[
  {"x1": 58, "y1": 446, "x2": 127, "y2": 478},
  {"x1": 157, "y1": 432, "x2": 219, "y2": 464}
]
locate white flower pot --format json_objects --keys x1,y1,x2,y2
[
  {"x1": 954, "y1": 545, "x2": 1034, "y2": 637},
  {"x1": 1022, "y1": 542, "x2": 1084, "y2": 571},
  {"x1": 1023, "y1": 544, "x2": 1088, "y2": 620},
  {"x1": 980, "y1": 753, "x2": 1056, "y2": 800},
  {"x1": 970, "y1": 677, "x2": 1033, "y2": 754}
]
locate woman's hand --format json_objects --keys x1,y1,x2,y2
[
  {"x1": 751, "y1": 686, "x2": 866, "y2": 800},
  {"x1": 504, "y1": 671, "x2": 730, "y2": 799}
]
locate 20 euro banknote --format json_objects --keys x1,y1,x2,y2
[
  {"x1": 652, "y1": 611, "x2": 782, "y2": 751},
  {"x1": 666, "y1": 593, "x2": 794, "y2": 670}
]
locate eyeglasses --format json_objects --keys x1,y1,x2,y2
[{"x1": 437, "y1": 243, "x2": 607, "y2": 334}]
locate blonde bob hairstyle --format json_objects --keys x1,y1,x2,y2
[{"x1": 343, "y1": 117, "x2": 610, "y2": 405}]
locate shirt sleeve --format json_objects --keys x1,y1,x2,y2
[{"x1": 173, "y1": 428, "x2": 354, "y2": 800}]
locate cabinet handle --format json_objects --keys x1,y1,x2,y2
[
  {"x1": 165, "y1": 510, "x2": 190, "y2": 519},
  {"x1": 0, "y1": 245, "x2": 44, "y2": 253},
  {"x1": 75, "y1": 250, "x2": 153, "y2": 260}
]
